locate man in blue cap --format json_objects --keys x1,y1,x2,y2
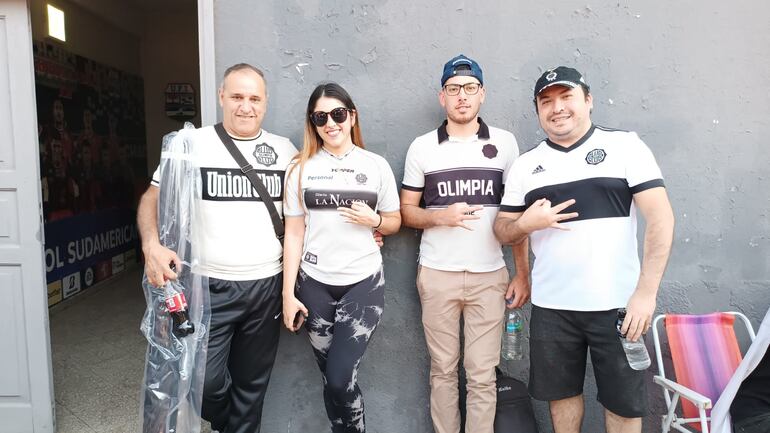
[{"x1": 400, "y1": 54, "x2": 530, "y2": 433}]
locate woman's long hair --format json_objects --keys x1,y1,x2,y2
[{"x1": 286, "y1": 82, "x2": 365, "y2": 206}]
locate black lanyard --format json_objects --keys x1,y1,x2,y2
[{"x1": 213, "y1": 123, "x2": 284, "y2": 243}]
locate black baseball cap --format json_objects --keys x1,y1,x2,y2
[
  {"x1": 441, "y1": 54, "x2": 483, "y2": 86},
  {"x1": 533, "y1": 66, "x2": 589, "y2": 99}
]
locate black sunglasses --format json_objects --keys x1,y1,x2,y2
[{"x1": 309, "y1": 107, "x2": 353, "y2": 127}]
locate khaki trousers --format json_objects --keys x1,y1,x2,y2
[{"x1": 417, "y1": 265, "x2": 508, "y2": 433}]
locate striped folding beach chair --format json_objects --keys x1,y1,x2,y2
[{"x1": 652, "y1": 312, "x2": 756, "y2": 433}]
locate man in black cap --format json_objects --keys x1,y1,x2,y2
[
  {"x1": 400, "y1": 54, "x2": 530, "y2": 433},
  {"x1": 494, "y1": 66, "x2": 675, "y2": 433}
]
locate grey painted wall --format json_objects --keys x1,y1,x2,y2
[{"x1": 213, "y1": 1, "x2": 770, "y2": 432}]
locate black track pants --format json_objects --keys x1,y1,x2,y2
[
  {"x1": 296, "y1": 268, "x2": 385, "y2": 433},
  {"x1": 201, "y1": 273, "x2": 282, "y2": 433}
]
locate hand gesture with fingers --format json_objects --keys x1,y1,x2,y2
[
  {"x1": 518, "y1": 198, "x2": 578, "y2": 234},
  {"x1": 440, "y1": 202, "x2": 483, "y2": 230},
  {"x1": 338, "y1": 202, "x2": 380, "y2": 228}
]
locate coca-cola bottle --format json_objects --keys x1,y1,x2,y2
[{"x1": 165, "y1": 282, "x2": 195, "y2": 337}]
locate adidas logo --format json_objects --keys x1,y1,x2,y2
[{"x1": 532, "y1": 165, "x2": 545, "y2": 174}]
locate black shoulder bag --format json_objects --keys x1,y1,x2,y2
[{"x1": 213, "y1": 123, "x2": 284, "y2": 243}]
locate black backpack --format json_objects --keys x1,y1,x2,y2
[{"x1": 494, "y1": 368, "x2": 539, "y2": 433}]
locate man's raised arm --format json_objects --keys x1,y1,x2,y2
[
  {"x1": 400, "y1": 189, "x2": 483, "y2": 231},
  {"x1": 494, "y1": 198, "x2": 579, "y2": 244}
]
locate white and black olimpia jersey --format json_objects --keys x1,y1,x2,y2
[
  {"x1": 501, "y1": 125, "x2": 664, "y2": 311},
  {"x1": 402, "y1": 118, "x2": 519, "y2": 272},
  {"x1": 152, "y1": 125, "x2": 298, "y2": 281},
  {"x1": 284, "y1": 146, "x2": 400, "y2": 285}
]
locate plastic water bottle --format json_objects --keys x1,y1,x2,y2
[
  {"x1": 502, "y1": 308, "x2": 524, "y2": 360},
  {"x1": 616, "y1": 308, "x2": 651, "y2": 370}
]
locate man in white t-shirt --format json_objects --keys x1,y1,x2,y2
[
  {"x1": 494, "y1": 66, "x2": 675, "y2": 433},
  {"x1": 400, "y1": 54, "x2": 530, "y2": 433},
  {"x1": 137, "y1": 64, "x2": 297, "y2": 433}
]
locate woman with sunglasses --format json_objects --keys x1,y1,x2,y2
[{"x1": 282, "y1": 82, "x2": 401, "y2": 433}]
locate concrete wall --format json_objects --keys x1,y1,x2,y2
[{"x1": 213, "y1": 1, "x2": 770, "y2": 432}]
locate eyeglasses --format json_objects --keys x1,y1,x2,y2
[
  {"x1": 309, "y1": 107, "x2": 353, "y2": 127},
  {"x1": 443, "y1": 82, "x2": 482, "y2": 96}
]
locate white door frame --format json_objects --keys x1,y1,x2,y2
[
  {"x1": 197, "y1": 0, "x2": 217, "y2": 126},
  {"x1": 0, "y1": 1, "x2": 216, "y2": 431},
  {"x1": 0, "y1": 1, "x2": 55, "y2": 432}
]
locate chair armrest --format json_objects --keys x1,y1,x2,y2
[{"x1": 653, "y1": 375, "x2": 712, "y2": 409}]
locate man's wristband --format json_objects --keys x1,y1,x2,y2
[{"x1": 373, "y1": 214, "x2": 383, "y2": 229}]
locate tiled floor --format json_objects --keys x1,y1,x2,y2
[{"x1": 49, "y1": 266, "x2": 213, "y2": 433}]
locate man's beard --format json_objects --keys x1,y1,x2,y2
[{"x1": 447, "y1": 107, "x2": 480, "y2": 125}]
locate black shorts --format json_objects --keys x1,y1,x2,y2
[{"x1": 528, "y1": 305, "x2": 648, "y2": 418}]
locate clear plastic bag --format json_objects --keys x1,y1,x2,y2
[{"x1": 139, "y1": 123, "x2": 210, "y2": 433}]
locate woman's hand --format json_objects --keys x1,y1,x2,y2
[
  {"x1": 338, "y1": 202, "x2": 381, "y2": 228},
  {"x1": 282, "y1": 295, "x2": 309, "y2": 332}
]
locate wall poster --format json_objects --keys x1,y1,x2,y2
[{"x1": 34, "y1": 40, "x2": 147, "y2": 306}]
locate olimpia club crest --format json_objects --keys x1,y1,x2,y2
[
  {"x1": 253, "y1": 143, "x2": 278, "y2": 166},
  {"x1": 482, "y1": 143, "x2": 498, "y2": 159},
  {"x1": 585, "y1": 148, "x2": 606, "y2": 165}
]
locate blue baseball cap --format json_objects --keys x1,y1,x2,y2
[{"x1": 441, "y1": 54, "x2": 483, "y2": 86}]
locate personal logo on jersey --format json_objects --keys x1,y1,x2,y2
[
  {"x1": 355, "y1": 173, "x2": 368, "y2": 185},
  {"x1": 585, "y1": 149, "x2": 606, "y2": 165},
  {"x1": 532, "y1": 165, "x2": 545, "y2": 174},
  {"x1": 253, "y1": 143, "x2": 277, "y2": 166},
  {"x1": 482, "y1": 143, "x2": 498, "y2": 159},
  {"x1": 304, "y1": 252, "x2": 318, "y2": 265}
]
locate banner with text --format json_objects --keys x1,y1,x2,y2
[{"x1": 44, "y1": 208, "x2": 138, "y2": 305}]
